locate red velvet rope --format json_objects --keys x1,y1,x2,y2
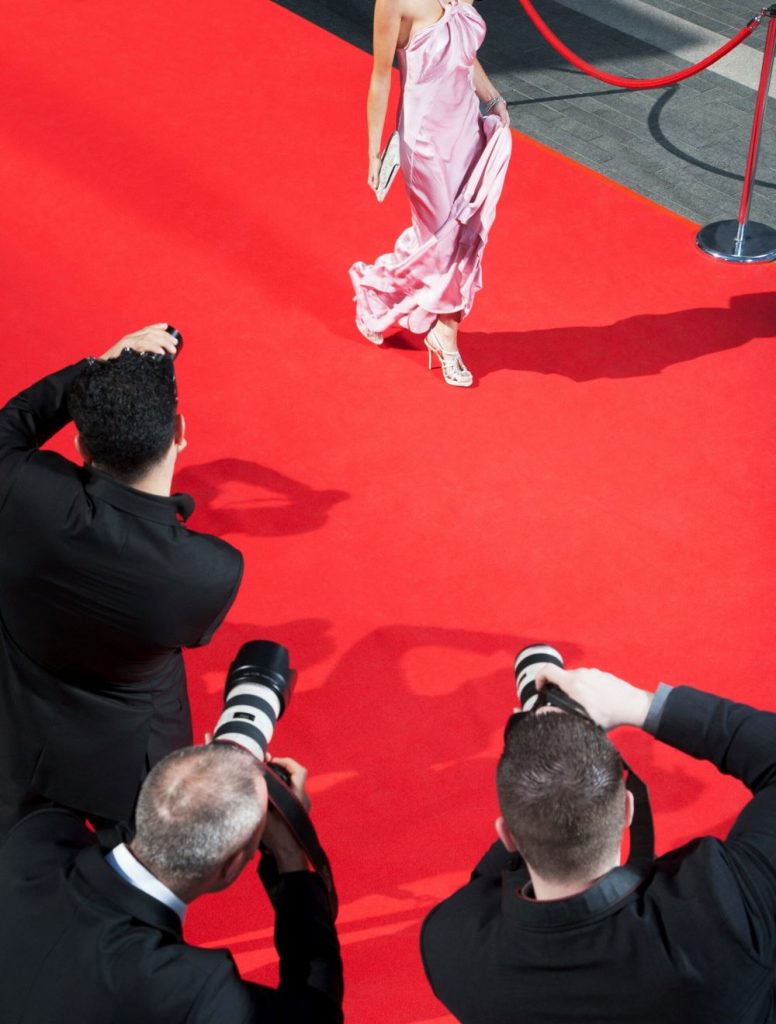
[{"x1": 516, "y1": 0, "x2": 762, "y2": 90}]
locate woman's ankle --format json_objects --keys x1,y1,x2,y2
[{"x1": 434, "y1": 321, "x2": 459, "y2": 350}]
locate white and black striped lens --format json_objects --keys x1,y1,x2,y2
[
  {"x1": 514, "y1": 644, "x2": 564, "y2": 711},
  {"x1": 212, "y1": 641, "x2": 295, "y2": 761}
]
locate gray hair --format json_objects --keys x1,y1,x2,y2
[{"x1": 132, "y1": 744, "x2": 265, "y2": 886}]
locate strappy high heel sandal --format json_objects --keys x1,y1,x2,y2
[{"x1": 424, "y1": 328, "x2": 473, "y2": 388}]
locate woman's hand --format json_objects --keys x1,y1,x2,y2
[
  {"x1": 495, "y1": 99, "x2": 510, "y2": 128},
  {"x1": 474, "y1": 58, "x2": 510, "y2": 127},
  {"x1": 368, "y1": 153, "x2": 382, "y2": 192}
]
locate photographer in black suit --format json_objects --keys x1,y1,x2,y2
[
  {"x1": 0, "y1": 743, "x2": 343, "y2": 1023},
  {"x1": 421, "y1": 664, "x2": 776, "y2": 1023},
  {"x1": 0, "y1": 326, "x2": 243, "y2": 834}
]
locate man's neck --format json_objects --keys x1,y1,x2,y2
[
  {"x1": 528, "y1": 859, "x2": 618, "y2": 901},
  {"x1": 129, "y1": 464, "x2": 174, "y2": 497},
  {"x1": 93, "y1": 457, "x2": 174, "y2": 498},
  {"x1": 106, "y1": 842, "x2": 190, "y2": 920},
  {"x1": 126, "y1": 842, "x2": 198, "y2": 904}
]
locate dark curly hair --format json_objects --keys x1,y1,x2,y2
[
  {"x1": 67, "y1": 350, "x2": 178, "y2": 484},
  {"x1": 497, "y1": 712, "x2": 625, "y2": 882}
]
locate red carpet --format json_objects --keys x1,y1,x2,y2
[{"x1": 1, "y1": 2, "x2": 775, "y2": 1020}]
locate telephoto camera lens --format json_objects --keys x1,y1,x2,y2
[
  {"x1": 514, "y1": 644, "x2": 564, "y2": 712},
  {"x1": 212, "y1": 641, "x2": 296, "y2": 761}
]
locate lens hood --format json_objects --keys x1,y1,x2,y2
[{"x1": 226, "y1": 640, "x2": 296, "y2": 712}]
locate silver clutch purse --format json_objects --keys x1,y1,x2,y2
[{"x1": 376, "y1": 131, "x2": 400, "y2": 203}]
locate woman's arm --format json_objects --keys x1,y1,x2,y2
[
  {"x1": 473, "y1": 58, "x2": 509, "y2": 127},
  {"x1": 367, "y1": 0, "x2": 402, "y2": 189}
]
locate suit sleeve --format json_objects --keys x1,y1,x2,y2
[
  {"x1": 190, "y1": 544, "x2": 244, "y2": 647},
  {"x1": 0, "y1": 361, "x2": 88, "y2": 511},
  {"x1": 187, "y1": 955, "x2": 342, "y2": 1024},
  {"x1": 0, "y1": 807, "x2": 93, "y2": 862},
  {"x1": 260, "y1": 862, "x2": 344, "y2": 1016},
  {"x1": 655, "y1": 686, "x2": 776, "y2": 960},
  {"x1": 420, "y1": 845, "x2": 517, "y2": 1019},
  {"x1": 187, "y1": 870, "x2": 343, "y2": 1024}
]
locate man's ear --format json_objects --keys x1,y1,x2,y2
[
  {"x1": 495, "y1": 815, "x2": 518, "y2": 853},
  {"x1": 74, "y1": 434, "x2": 92, "y2": 464},
  {"x1": 624, "y1": 788, "x2": 635, "y2": 829},
  {"x1": 207, "y1": 847, "x2": 249, "y2": 893},
  {"x1": 174, "y1": 413, "x2": 187, "y2": 453}
]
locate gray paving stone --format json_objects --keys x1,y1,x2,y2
[
  {"x1": 523, "y1": 102, "x2": 569, "y2": 122},
  {"x1": 271, "y1": 0, "x2": 776, "y2": 231},
  {"x1": 650, "y1": 0, "x2": 768, "y2": 47},
  {"x1": 554, "y1": 116, "x2": 604, "y2": 140},
  {"x1": 563, "y1": 104, "x2": 642, "y2": 141},
  {"x1": 575, "y1": 138, "x2": 624, "y2": 163},
  {"x1": 711, "y1": 87, "x2": 768, "y2": 113}
]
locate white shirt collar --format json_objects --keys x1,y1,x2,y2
[{"x1": 105, "y1": 842, "x2": 187, "y2": 923}]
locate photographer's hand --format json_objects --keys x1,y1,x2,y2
[
  {"x1": 100, "y1": 324, "x2": 178, "y2": 360},
  {"x1": 262, "y1": 756, "x2": 311, "y2": 873},
  {"x1": 534, "y1": 664, "x2": 654, "y2": 731}
]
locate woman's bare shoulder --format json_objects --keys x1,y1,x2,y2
[
  {"x1": 375, "y1": 0, "x2": 435, "y2": 18},
  {"x1": 374, "y1": 0, "x2": 403, "y2": 14}
]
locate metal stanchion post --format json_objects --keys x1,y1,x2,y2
[{"x1": 697, "y1": 6, "x2": 776, "y2": 262}]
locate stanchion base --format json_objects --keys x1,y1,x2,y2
[{"x1": 697, "y1": 220, "x2": 776, "y2": 263}]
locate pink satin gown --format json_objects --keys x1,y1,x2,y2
[{"x1": 350, "y1": 0, "x2": 512, "y2": 336}]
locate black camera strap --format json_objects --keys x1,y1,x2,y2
[
  {"x1": 262, "y1": 765, "x2": 338, "y2": 919},
  {"x1": 540, "y1": 685, "x2": 655, "y2": 871},
  {"x1": 621, "y1": 757, "x2": 654, "y2": 872}
]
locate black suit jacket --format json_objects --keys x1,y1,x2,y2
[
  {"x1": 0, "y1": 809, "x2": 343, "y2": 1024},
  {"x1": 0, "y1": 362, "x2": 243, "y2": 826},
  {"x1": 421, "y1": 687, "x2": 776, "y2": 1023}
]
